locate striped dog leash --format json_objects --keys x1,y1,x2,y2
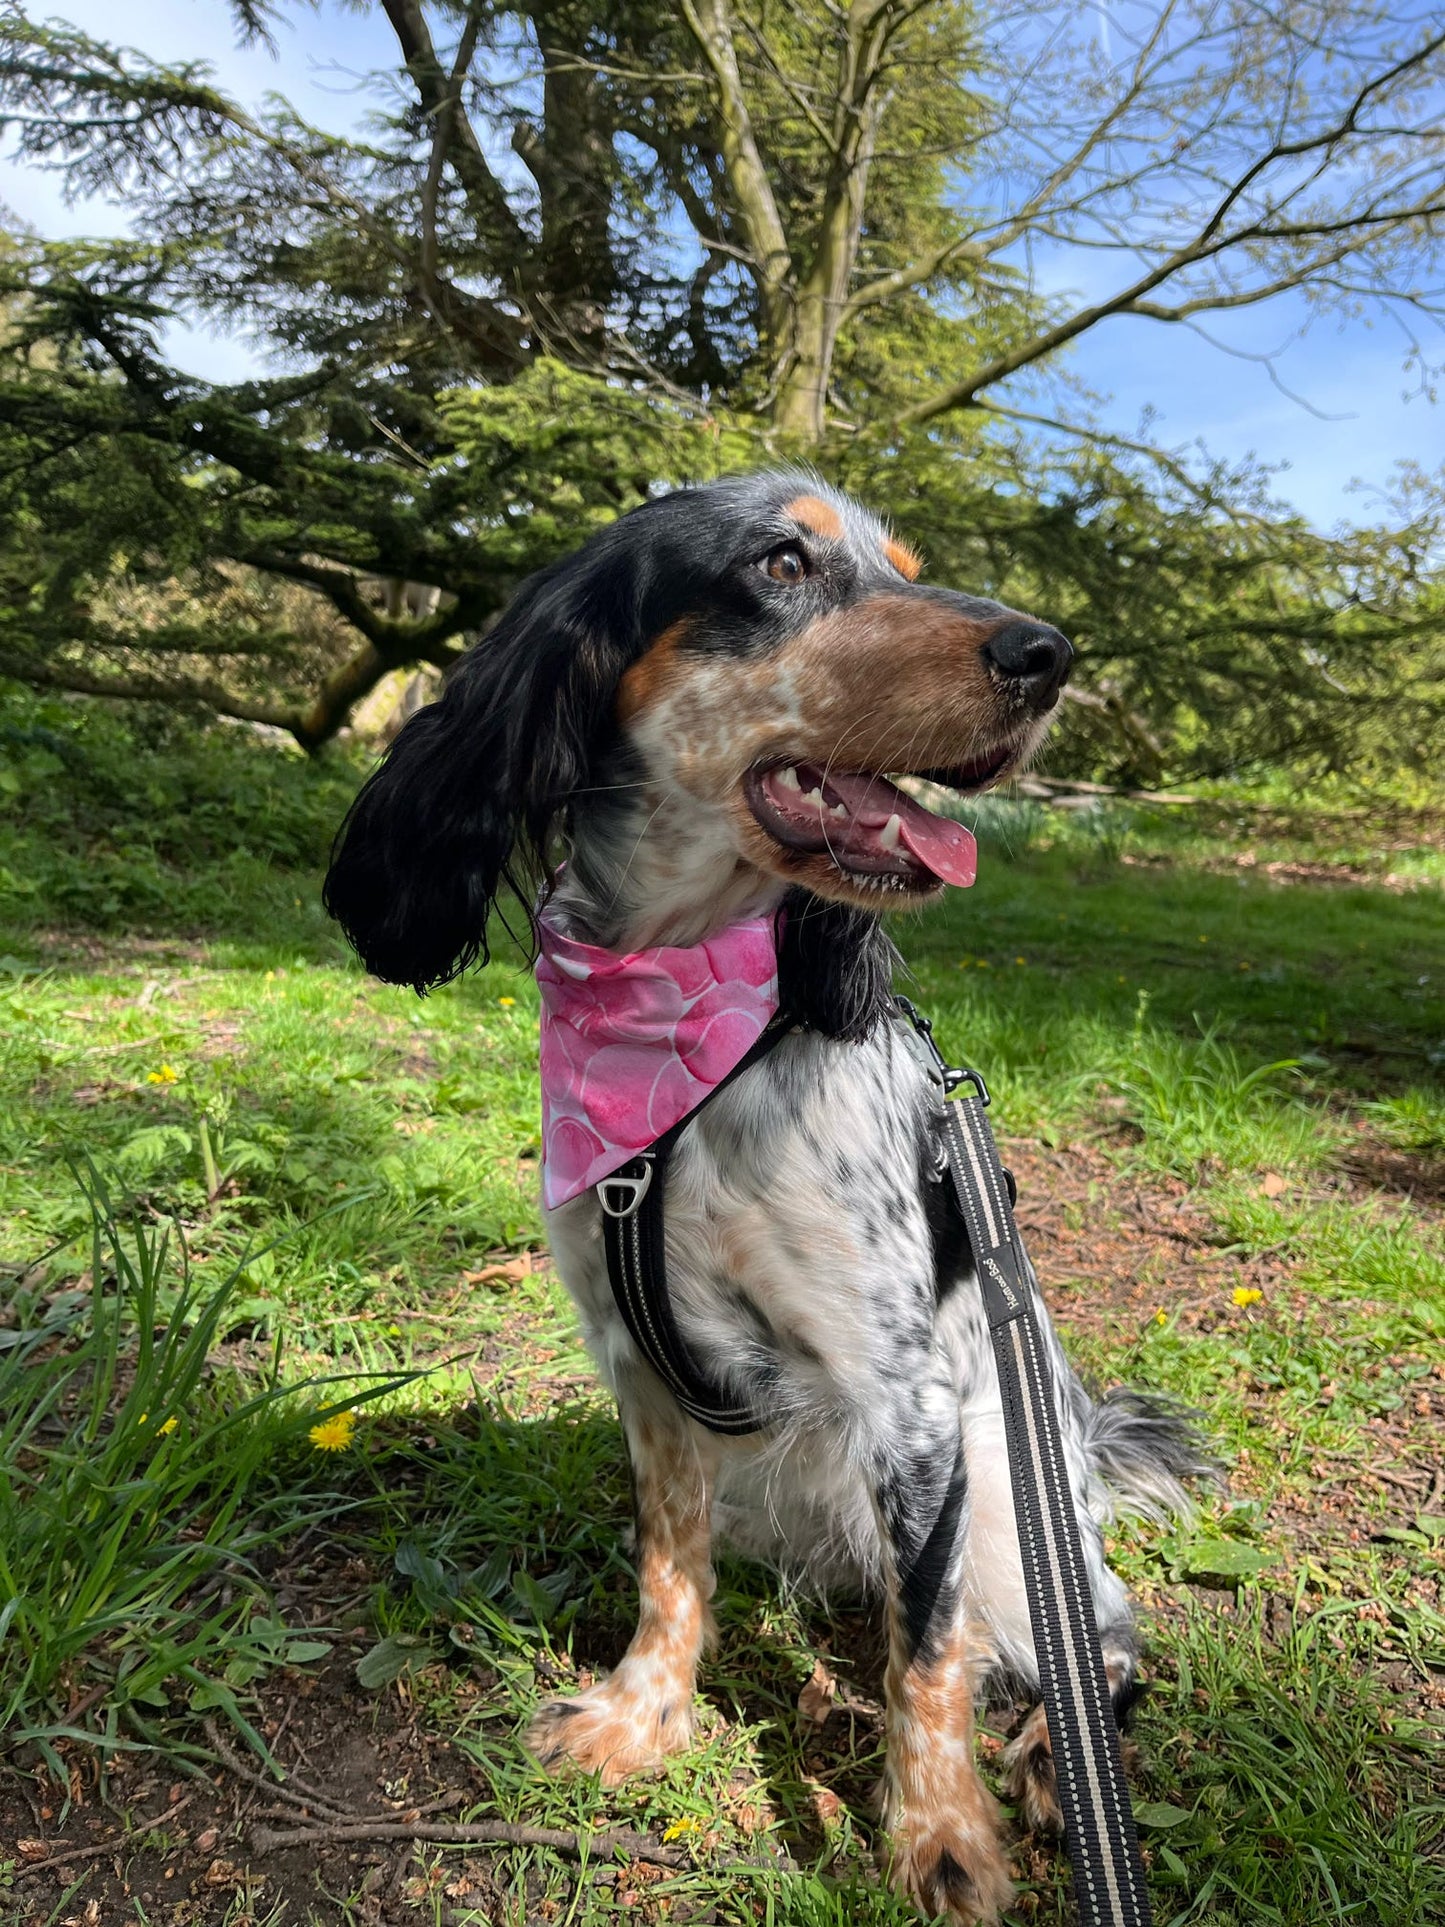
[{"x1": 900, "y1": 998, "x2": 1152, "y2": 1927}]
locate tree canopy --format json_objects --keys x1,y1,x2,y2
[{"x1": 0, "y1": 0, "x2": 1442, "y2": 774}]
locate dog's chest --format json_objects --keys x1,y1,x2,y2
[{"x1": 546, "y1": 1027, "x2": 953, "y2": 1418}]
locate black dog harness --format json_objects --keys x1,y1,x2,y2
[{"x1": 598, "y1": 999, "x2": 1151, "y2": 1927}]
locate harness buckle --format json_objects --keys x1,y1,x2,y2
[{"x1": 598, "y1": 1155, "x2": 655, "y2": 1218}]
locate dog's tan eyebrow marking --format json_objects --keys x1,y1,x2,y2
[
  {"x1": 885, "y1": 537, "x2": 922, "y2": 581},
  {"x1": 784, "y1": 493, "x2": 845, "y2": 540},
  {"x1": 616, "y1": 617, "x2": 689, "y2": 724}
]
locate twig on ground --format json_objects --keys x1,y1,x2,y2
[
  {"x1": 247, "y1": 1816, "x2": 691, "y2": 1866},
  {"x1": 1368, "y1": 1466, "x2": 1431, "y2": 1495},
  {"x1": 248, "y1": 1819, "x2": 689, "y2": 1865},
  {"x1": 203, "y1": 1720, "x2": 352, "y2": 1825},
  {"x1": 14, "y1": 1798, "x2": 192, "y2": 1878}
]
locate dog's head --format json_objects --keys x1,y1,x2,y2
[{"x1": 324, "y1": 473, "x2": 1071, "y2": 991}]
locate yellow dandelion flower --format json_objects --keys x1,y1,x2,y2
[
  {"x1": 309, "y1": 1411, "x2": 358, "y2": 1452},
  {"x1": 1232, "y1": 1287, "x2": 1263, "y2": 1309},
  {"x1": 1015, "y1": 956, "x2": 1027, "y2": 966},
  {"x1": 498, "y1": 996, "x2": 517, "y2": 1007},
  {"x1": 146, "y1": 1064, "x2": 179, "y2": 1085},
  {"x1": 1153, "y1": 1310, "x2": 1168, "y2": 1327},
  {"x1": 663, "y1": 1817, "x2": 703, "y2": 1842},
  {"x1": 157, "y1": 1416, "x2": 178, "y2": 1436}
]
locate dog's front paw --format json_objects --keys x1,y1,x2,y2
[
  {"x1": 888, "y1": 1815, "x2": 1013, "y2": 1927},
  {"x1": 1002, "y1": 1702, "x2": 1062, "y2": 1834},
  {"x1": 527, "y1": 1668, "x2": 694, "y2": 1786}
]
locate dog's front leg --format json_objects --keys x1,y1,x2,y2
[
  {"x1": 874, "y1": 1381, "x2": 1013, "y2": 1927},
  {"x1": 529, "y1": 1398, "x2": 719, "y2": 1785}
]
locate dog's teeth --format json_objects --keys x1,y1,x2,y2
[
  {"x1": 777, "y1": 765, "x2": 801, "y2": 792},
  {"x1": 804, "y1": 786, "x2": 824, "y2": 806},
  {"x1": 878, "y1": 813, "x2": 903, "y2": 851},
  {"x1": 829, "y1": 802, "x2": 848, "y2": 819}
]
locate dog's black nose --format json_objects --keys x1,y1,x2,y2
[{"x1": 982, "y1": 622, "x2": 1073, "y2": 707}]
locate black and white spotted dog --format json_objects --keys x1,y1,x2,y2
[{"x1": 324, "y1": 474, "x2": 1211, "y2": 1924}]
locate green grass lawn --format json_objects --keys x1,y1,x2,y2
[{"x1": 1, "y1": 696, "x2": 1442, "y2": 1925}]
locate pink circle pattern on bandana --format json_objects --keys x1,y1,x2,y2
[{"x1": 535, "y1": 909, "x2": 780, "y2": 1210}]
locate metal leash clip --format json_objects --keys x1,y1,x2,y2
[
  {"x1": 597, "y1": 1154, "x2": 655, "y2": 1218},
  {"x1": 893, "y1": 995, "x2": 991, "y2": 1103}
]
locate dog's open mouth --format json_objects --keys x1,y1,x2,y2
[{"x1": 743, "y1": 746, "x2": 1016, "y2": 892}]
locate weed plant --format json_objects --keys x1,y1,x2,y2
[{"x1": 0, "y1": 1165, "x2": 414, "y2": 1772}]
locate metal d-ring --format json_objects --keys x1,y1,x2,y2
[{"x1": 597, "y1": 1156, "x2": 655, "y2": 1218}]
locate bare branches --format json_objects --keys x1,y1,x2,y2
[
  {"x1": 420, "y1": 11, "x2": 483, "y2": 285},
  {"x1": 378, "y1": 0, "x2": 527, "y2": 259},
  {"x1": 900, "y1": 6, "x2": 1445, "y2": 425},
  {"x1": 680, "y1": 0, "x2": 794, "y2": 333}
]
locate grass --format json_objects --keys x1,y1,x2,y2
[{"x1": 1, "y1": 691, "x2": 1443, "y2": 1925}]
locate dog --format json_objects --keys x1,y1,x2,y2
[{"x1": 324, "y1": 473, "x2": 1210, "y2": 1924}]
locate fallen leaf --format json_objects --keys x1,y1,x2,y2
[
  {"x1": 797, "y1": 1658, "x2": 837, "y2": 1725},
  {"x1": 1132, "y1": 1801, "x2": 1194, "y2": 1829},
  {"x1": 461, "y1": 1258, "x2": 534, "y2": 1287},
  {"x1": 809, "y1": 1783, "x2": 843, "y2": 1823},
  {"x1": 1261, "y1": 1172, "x2": 1287, "y2": 1197},
  {"x1": 195, "y1": 1826, "x2": 219, "y2": 1853},
  {"x1": 16, "y1": 1839, "x2": 50, "y2": 1862}
]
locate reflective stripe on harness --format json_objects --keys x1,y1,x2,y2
[{"x1": 596, "y1": 998, "x2": 1153, "y2": 1925}]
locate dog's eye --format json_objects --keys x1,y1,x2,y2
[{"x1": 763, "y1": 544, "x2": 808, "y2": 585}]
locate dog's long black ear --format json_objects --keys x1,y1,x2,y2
[{"x1": 323, "y1": 564, "x2": 629, "y2": 992}]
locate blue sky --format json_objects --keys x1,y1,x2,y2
[{"x1": 2, "y1": 0, "x2": 1438, "y2": 531}]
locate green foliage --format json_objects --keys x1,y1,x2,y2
[
  {"x1": 0, "y1": 1165, "x2": 376, "y2": 1760},
  {"x1": 0, "y1": 3, "x2": 1443, "y2": 772},
  {"x1": 1128, "y1": 1593, "x2": 1445, "y2": 1924},
  {"x1": 0, "y1": 686, "x2": 358, "y2": 934}
]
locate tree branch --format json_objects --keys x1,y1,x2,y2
[
  {"x1": 420, "y1": 10, "x2": 482, "y2": 285},
  {"x1": 379, "y1": 0, "x2": 528, "y2": 260},
  {"x1": 679, "y1": 0, "x2": 794, "y2": 338}
]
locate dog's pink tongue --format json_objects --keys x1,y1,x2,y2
[
  {"x1": 895, "y1": 807, "x2": 977, "y2": 887},
  {"x1": 827, "y1": 772, "x2": 978, "y2": 888}
]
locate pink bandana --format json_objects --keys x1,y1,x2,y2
[{"x1": 535, "y1": 908, "x2": 780, "y2": 1209}]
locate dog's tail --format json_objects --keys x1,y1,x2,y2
[{"x1": 1086, "y1": 1387, "x2": 1225, "y2": 1524}]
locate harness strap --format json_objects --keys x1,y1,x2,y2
[{"x1": 598, "y1": 1018, "x2": 791, "y2": 1435}]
